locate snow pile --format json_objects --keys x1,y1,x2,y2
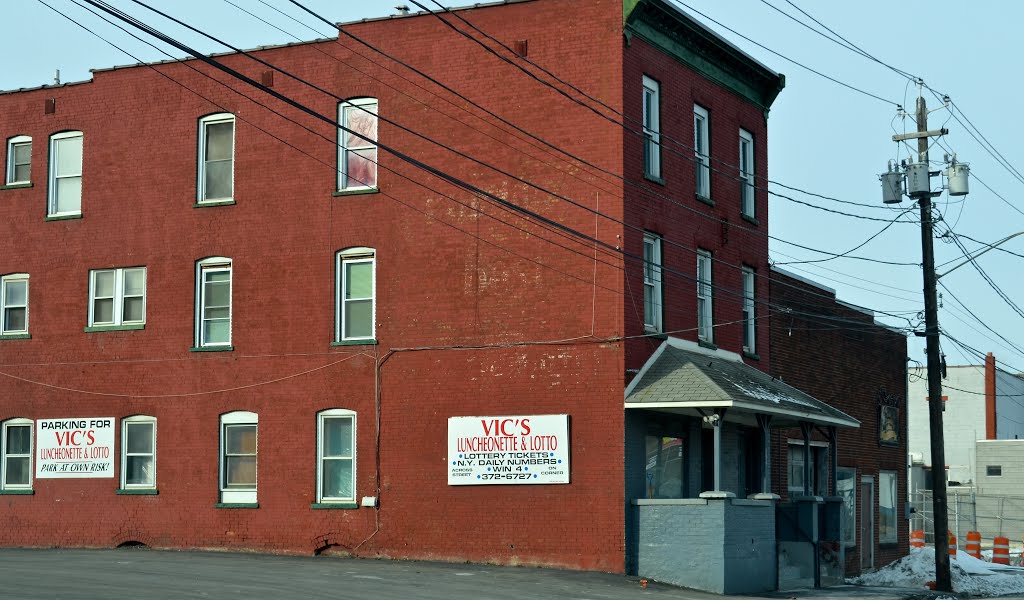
[{"x1": 850, "y1": 547, "x2": 1024, "y2": 596}]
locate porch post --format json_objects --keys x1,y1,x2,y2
[
  {"x1": 827, "y1": 426, "x2": 838, "y2": 496},
  {"x1": 757, "y1": 414, "x2": 772, "y2": 494},
  {"x1": 800, "y1": 421, "x2": 812, "y2": 496},
  {"x1": 713, "y1": 409, "x2": 723, "y2": 491}
]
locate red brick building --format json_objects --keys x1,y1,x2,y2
[{"x1": 0, "y1": 0, "x2": 851, "y2": 587}]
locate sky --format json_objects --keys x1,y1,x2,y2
[{"x1": 3, "y1": 0, "x2": 1022, "y2": 376}]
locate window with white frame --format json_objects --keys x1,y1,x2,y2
[
  {"x1": 694, "y1": 105, "x2": 710, "y2": 198},
  {"x1": 121, "y1": 416, "x2": 156, "y2": 490},
  {"x1": 879, "y1": 470, "x2": 898, "y2": 544},
  {"x1": 338, "y1": 98, "x2": 378, "y2": 190},
  {"x1": 6, "y1": 135, "x2": 31, "y2": 185},
  {"x1": 643, "y1": 233, "x2": 662, "y2": 332},
  {"x1": 336, "y1": 248, "x2": 375, "y2": 342},
  {"x1": 739, "y1": 129, "x2": 755, "y2": 217},
  {"x1": 742, "y1": 266, "x2": 755, "y2": 354},
  {"x1": 195, "y1": 258, "x2": 232, "y2": 348},
  {"x1": 197, "y1": 114, "x2": 234, "y2": 203},
  {"x1": 220, "y1": 411, "x2": 257, "y2": 504},
  {"x1": 1, "y1": 418, "x2": 32, "y2": 491},
  {"x1": 642, "y1": 76, "x2": 661, "y2": 179},
  {"x1": 89, "y1": 267, "x2": 146, "y2": 328},
  {"x1": 1, "y1": 274, "x2": 29, "y2": 336},
  {"x1": 48, "y1": 131, "x2": 83, "y2": 216},
  {"x1": 317, "y1": 409, "x2": 356, "y2": 504},
  {"x1": 836, "y1": 466, "x2": 857, "y2": 546},
  {"x1": 696, "y1": 251, "x2": 713, "y2": 342}
]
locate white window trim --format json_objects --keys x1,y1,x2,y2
[
  {"x1": 337, "y1": 98, "x2": 378, "y2": 191},
  {"x1": 48, "y1": 131, "x2": 83, "y2": 217},
  {"x1": 316, "y1": 409, "x2": 357, "y2": 504},
  {"x1": 696, "y1": 251, "x2": 713, "y2": 343},
  {"x1": 220, "y1": 411, "x2": 257, "y2": 504},
  {"x1": 120, "y1": 415, "x2": 156, "y2": 490},
  {"x1": 197, "y1": 113, "x2": 235, "y2": 203},
  {"x1": 739, "y1": 128, "x2": 755, "y2": 217},
  {"x1": 336, "y1": 247, "x2": 376, "y2": 342},
  {"x1": 642, "y1": 76, "x2": 661, "y2": 179},
  {"x1": 1, "y1": 273, "x2": 29, "y2": 336},
  {"x1": 643, "y1": 233, "x2": 662, "y2": 333},
  {"x1": 1, "y1": 418, "x2": 33, "y2": 491},
  {"x1": 694, "y1": 104, "x2": 710, "y2": 198},
  {"x1": 6, "y1": 135, "x2": 31, "y2": 185},
  {"x1": 195, "y1": 257, "x2": 232, "y2": 348},
  {"x1": 88, "y1": 267, "x2": 146, "y2": 328},
  {"x1": 742, "y1": 266, "x2": 755, "y2": 354}
]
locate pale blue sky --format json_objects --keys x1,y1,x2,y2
[{"x1": 4, "y1": 0, "x2": 1021, "y2": 375}]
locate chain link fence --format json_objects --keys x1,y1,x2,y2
[{"x1": 911, "y1": 488, "x2": 1024, "y2": 555}]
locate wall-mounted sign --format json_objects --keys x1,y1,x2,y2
[
  {"x1": 36, "y1": 418, "x2": 115, "y2": 478},
  {"x1": 877, "y1": 388, "x2": 901, "y2": 447},
  {"x1": 448, "y1": 414, "x2": 569, "y2": 485}
]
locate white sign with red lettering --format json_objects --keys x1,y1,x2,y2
[
  {"x1": 448, "y1": 414, "x2": 569, "y2": 485},
  {"x1": 36, "y1": 418, "x2": 116, "y2": 478}
]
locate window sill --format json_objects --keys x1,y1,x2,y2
[
  {"x1": 190, "y1": 345, "x2": 234, "y2": 352},
  {"x1": 697, "y1": 338, "x2": 717, "y2": 351},
  {"x1": 0, "y1": 333, "x2": 31, "y2": 340},
  {"x1": 695, "y1": 194, "x2": 714, "y2": 207},
  {"x1": 743, "y1": 350, "x2": 760, "y2": 361},
  {"x1": 333, "y1": 187, "x2": 379, "y2": 197},
  {"x1": 0, "y1": 489, "x2": 34, "y2": 495},
  {"x1": 117, "y1": 489, "x2": 158, "y2": 495},
  {"x1": 0, "y1": 182, "x2": 32, "y2": 190},
  {"x1": 331, "y1": 339, "x2": 378, "y2": 346},
  {"x1": 85, "y1": 324, "x2": 145, "y2": 333},
  {"x1": 310, "y1": 502, "x2": 359, "y2": 510},
  {"x1": 45, "y1": 213, "x2": 82, "y2": 221},
  {"x1": 643, "y1": 173, "x2": 665, "y2": 186},
  {"x1": 741, "y1": 213, "x2": 759, "y2": 226},
  {"x1": 214, "y1": 502, "x2": 259, "y2": 509},
  {"x1": 193, "y1": 200, "x2": 236, "y2": 208}
]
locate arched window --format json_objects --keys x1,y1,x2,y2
[
  {"x1": 195, "y1": 257, "x2": 232, "y2": 349},
  {"x1": 48, "y1": 131, "x2": 83, "y2": 216},
  {"x1": 316, "y1": 409, "x2": 356, "y2": 504},
  {"x1": 6, "y1": 135, "x2": 31, "y2": 185},
  {"x1": 336, "y1": 247, "x2": 375, "y2": 342},
  {"x1": 337, "y1": 98, "x2": 377, "y2": 191},
  {"x1": 197, "y1": 113, "x2": 235, "y2": 203},
  {"x1": 219, "y1": 411, "x2": 257, "y2": 504}
]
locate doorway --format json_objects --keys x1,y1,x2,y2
[{"x1": 860, "y1": 476, "x2": 874, "y2": 571}]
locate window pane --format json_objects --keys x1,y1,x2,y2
[
  {"x1": 4, "y1": 281, "x2": 26, "y2": 305},
  {"x1": 345, "y1": 262, "x2": 372, "y2": 299},
  {"x1": 94, "y1": 271, "x2": 115, "y2": 297},
  {"x1": 226, "y1": 425, "x2": 257, "y2": 454},
  {"x1": 226, "y1": 457, "x2": 257, "y2": 487},
  {"x1": 125, "y1": 456, "x2": 154, "y2": 486},
  {"x1": 344, "y1": 300, "x2": 373, "y2": 338},
  {"x1": 126, "y1": 423, "x2": 153, "y2": 453},
  {"x1": 345, "y1": 149, "x2": 377, "y2": 188},
  {"x1": 204, "y1": 274, "x2": 230, "y2": 306},
  {"x1": 5, "y1": 457, "x2": 29, "y2": 486},
  {"x1": 55, "y1": 136, "x2": 83, "y2": 176},
  {"x1": 204, "y1": 320, "x2": 230, "y2": 344},
  {"x1": 645, "y1": 435, "x2": 684, "y2": 499},
  {"x1": 644, "y1": 285, "x2": 655, "y2": 319},
  {"x1": 124, "y1": 269, "x2": 145, "y2": 296},
  {"x1": 6, "y1": 425, "x2": 30, "y2": 454},
  {"x1": 14, "y1": 143, "x2": 31, "y2": 165},
  {"x1": 93, "y1": 298, "x2": 114, "y2": 324},
  {"x1": 55, "y1": 176, "x2": 82, "y2": 213},
  {"x1": 345, "y1": 103, "x2": 377, "y2": 147},
  {"x1": 322, "y1": 459, "x2": 354, "y2": 499},
  {"x1": 836, "y1": 467, "x2": 856, "y2": 545},
  {"x1": 879, "y1": 472, "x2": 898, "y2": 543},
  {"x1": 205, "y1": 122, "x2": 233, "y2": 161},
  {"x1": 4, "y1": 308, "x2": 26, "y2": 332},
  {"x1": 13, "y1": 163, "x2": 29, "y2": 182},
  {"x1": 122, "y1": 297, "x2": 144, "y2": 323},
  {"x1": 204, "y1": 159, "x2": 232, "y2": 200},
  {"x1": 323, "y1": 418, "x2": 353, "y2": 457}
]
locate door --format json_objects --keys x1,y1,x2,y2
[{"x1": 860, "y1": 476, "x2": 874, "y2": 571}]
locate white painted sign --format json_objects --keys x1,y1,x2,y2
[
  {"x1": 36, "y1": 418, "x2": 116, "y2": 478},
  {"x1": 448, "y1": 414, "x2": 569, "y2": 485}
]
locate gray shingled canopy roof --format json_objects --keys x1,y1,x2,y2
[{"x1": 625, "y1": 344, "x2": 859, "y2": 428}]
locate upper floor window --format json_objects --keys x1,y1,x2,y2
[
  {"x1": 1, "y1": 418, "x2": 32, "y2": 491},
  {"x1": 89, "y1": 267, "x2": 146, "y2": 328},
  {"x1": 643, "y1": 233, "x2": 662, "y2": 333},
  {"x1": 48, "y1": 131, "x2": 83, "y2": 216},
  {"x1": 121, "y1": 416, "x2": 156, "y2": 490},
  {"x1": 694, "y1": 105, "x2": 710, "y2": 199},
  {"x1": 195, "y1": 257, "x2": 232, "y2": 348},
  {"x1": 5, "y1": 135, "x2": 31, "y2": 185},
  {"x1": 338, "y1": 98, "x2": 378, "y2": 191},
  {"x1": 739, "y1": 129, "x2": 755, "y2": 218},
  {"x1": 220, "y1": 411, "x2": 257, "y2": 504},
  {"x1": 697, "y1": 251, "x2": 713, "y2": 343},
  {"x1": 642, "y1": 76, "x2": 661, "y2": 180},
  {"x1": 742, "y1": 267, "x2": 755, "y2": 354},
  {"x1": 336, "y1": 248, "x2": 375, "y2": 342},
  {"x1": 317, "y1": 409, "x2": 356, "y2": 504},
  {"x1": 198, "y1": 114, "x2": 234, "y2": 203},
  {"x1": 1, "y1": 274, "x2": 29, "y2": 336}
]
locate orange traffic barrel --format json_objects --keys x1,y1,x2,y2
[
  {"x1": 993, "y1": 536, "x2": 1010, "y2": 565},
  {"x1": 949, "y1": 535, "x2": 957, "y2": 557},
  {"x1": 966, "y1": 531, "x2": 982, "y2": 558},
  {"x1": 911, "y1": 530, "x2": 925, "y2": 549}
]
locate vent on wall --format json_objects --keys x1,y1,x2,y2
[
  {"x1": 513, "y1": 39, "x2": 528, "y2": 57},
  {"x1": 44, "y1": 98, "x2": 56, "y2": 114},
  {"x1": 261, "y1": 70, "x2": 274, "y2": 87}
]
